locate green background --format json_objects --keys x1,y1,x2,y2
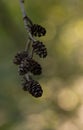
[{"x1": 0, "y1": 0, "x2": 83, "y2": 130}]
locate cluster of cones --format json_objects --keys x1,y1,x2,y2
[{"x1": 13, "y1": 23, "x2": 47, "y2": 98}]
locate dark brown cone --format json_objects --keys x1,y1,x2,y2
[
  {"x1": 13, "y1": 51, "x2": 28, "y2": 65},
  {"x1": 22, "y1": 77, "x2": 43, "y2": 97},
  {"x1": 30, "y1": 24, "x2": 46, "y2": 37},
  {"x1": 18, "y1": 58, "x2": 42, "y2": 75},
  {"x1": 32, "y1": 41, "x2": 47, "y2": 58}
]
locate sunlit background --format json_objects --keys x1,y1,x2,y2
[{"x1": 0, "y1": 0, "x2": 83, "y2": 130}]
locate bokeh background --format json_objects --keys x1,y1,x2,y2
[{"x1": 0, "y1": 0, "x2": 83, "y2": 130}]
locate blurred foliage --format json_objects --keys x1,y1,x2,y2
[{"x1": 0, "y1": 0, "x2": 83, "y2": 130}]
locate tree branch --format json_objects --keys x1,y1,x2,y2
[{"x1": 13, "y1": 0, "x2": 47, "y2": 97}]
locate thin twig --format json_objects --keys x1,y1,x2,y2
[
  {"x1": 19, "y1": 0, "x2": 36, "y2": 42},
  {"x1": 25, "y1": 38, "x2": 31, "y2": 52},
  {"x1": 31, "y1": 48, "x2": 34, "y2": 59},
  {"x1": 25, "y1": 74, "x2": 30, "y2": 81},
  {"x1": 19, "y1": 0, "x2": 36, "y2": 59}
]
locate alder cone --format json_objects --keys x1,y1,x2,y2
[
  {"x1": 30, "y1": 24, "x2": 46, "y2": 37},
  {"x1": 18, "y1": 57, "x2": 42, "y2": 75},
  {"x1": 32, "y1": 41, "x2": 47, "y2": 58},
  {"x1": 22, "y1": 77, "x2": 43, "y2": 97},
  {"x1": 13, "y1": 51, "x2": 28, "y2": 65}
]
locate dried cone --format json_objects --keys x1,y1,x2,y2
[
  {"x1": 32, "y1": 41, "x2": 47, "y2": 58},
  {"x1": 13, "y1": 51, "x2": 28, "y2": 65},
  {"x1": 22, "y1": 77, "x2": 43, "y2": 97},
  {"x1": 30, "y1": 24, "x2": 46, "y2": 37},
  {"x1": 18, "y1": 57, "x2": 42, "y2": 75}
]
